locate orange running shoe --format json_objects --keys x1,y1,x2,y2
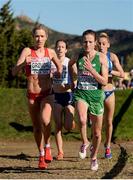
[
  {"x1": 56, "y1": 152, "x2": 64, "y2": 160},
  {"x1": 45, "y1": 147, "x2": 53, "y2": 163},
  {"x1": 38, "y1": 156, "x2": 48, "y2": 170}
]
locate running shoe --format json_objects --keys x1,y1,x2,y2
[
  {"x1": 38, "y1": 156, "x2": 48, "y2": 170},
  {"x1": 56, "y1": 152, "x2": 64, "y2": 160},
  {"x1": 105, "y1": 146, "x2": 112, "y2": 159},
  {"x1": 79, "y1": 143, "x2": 89, "y2": 159},
  {"x1": 45, "y1": 147, "x2": 53, "y2": 163},
  {"x1": 90, "y1": 159, "x2": 98, "y2": 171}
]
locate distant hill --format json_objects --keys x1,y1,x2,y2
[
  {"x1": 15, "y1": 15, "x2": 133, "y2": 60},
  {"x1": 15, "y1": 15, "x2": 77, "y2": 48}
]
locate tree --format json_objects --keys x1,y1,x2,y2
[
  {"x1": 0, "y1": 0, "x2": 34, "y2": 88},
  {"x1": 0, "y1": 0, "x2": 16, "y2": 87}
]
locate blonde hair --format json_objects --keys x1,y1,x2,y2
[
  {"x1": 99, "y1": 32, "x2": 110, "y2": 43},
  {"x1": 32, "y1": 24, "x2": 48, "y2": 37}
]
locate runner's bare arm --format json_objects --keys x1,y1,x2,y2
[
  {"x1": 100, "y1": 53, "x2": 108, "y2": 85},
  {"x1": 12, "y1": 47, "x2": 30, "y2": 76},
  {"x1": 110, "y1": 53, "x2": 125, "y2": 78},
  {"x1": 70, "y1": 63, "x2": 77, "y2": 90},
  {"x1": 68, "y1": 56, "x2": 78, "y2": 90},
  {"x1": 49, "y1": 49, "x2": 62, "y2": 77}
]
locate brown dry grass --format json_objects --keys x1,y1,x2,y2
[{"x1": 0, "y1": 140, "x2": 133, "y2": 179}]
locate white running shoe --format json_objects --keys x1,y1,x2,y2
[
  {"x1": 90, "y1": 159, "x2": 98, "y2": 171},
  {"x1": 79, "y1": 143, "x2": 89, "y2": 159}
]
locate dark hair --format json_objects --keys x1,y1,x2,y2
[
  {"x1": 32, "y1": 24, "x2": 48, "y2": 37},
  {"x1": 82, "y1": 29, "x2": 97, "y2": 41},
  {"x1": 55, "y1": 39, "x2": 68, "y2": 49}
]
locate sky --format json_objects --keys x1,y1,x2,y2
[{"x1": 0, "y1": 0, "x2": 133, "y2": 35}]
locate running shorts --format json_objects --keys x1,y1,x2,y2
[{"x1": 74, "y1": 88, "x2": 105, "y2": 116}]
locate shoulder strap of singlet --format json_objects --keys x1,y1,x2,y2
[
  {"x1": 64, "y1": 57, "x2": 70, "y2": 64},
  {"x1": 30, "y1": 48, "x2": 37, "y2": 57},
  {"x1": 30, "y1": 48, "x2": 50, "y2": 58},
  {"x1": 91, "y1": 51, "x2": 100, "y2": 63},
  {"x1": 95, "y1": 51, "x2": 100, "y2": 58},
  {"x1": 107, "y1": 51, "x2": 111, "y2": 60},
  {"x1": 107, "y1": 51, "x2": 113, "y2": 73},
  {"x1": 44, "y1": 48, "x2": 50, "y2": 58}
]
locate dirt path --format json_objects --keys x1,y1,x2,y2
[{"x1": 0, "y1": 140, "x2": 133, "y2": 179}]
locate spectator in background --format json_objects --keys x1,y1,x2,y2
[
  {"x1": 128, "y1": 69, "x2": 133, "y2": 88},
  {"x1": 122, "y1": 79, "x2": 128, "y2": 89},
  {"x1": 117, "y1": 78, "x2": 126, "y2": 89}
]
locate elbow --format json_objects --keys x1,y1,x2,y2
[{"x1": 102, "y1": 79, "x2": 108, "y2": 86}]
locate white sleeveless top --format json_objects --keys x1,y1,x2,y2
[{"x1": 52, "y1": 57, "x2": 71, "y2": 85}]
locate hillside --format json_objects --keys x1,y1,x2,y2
[
  {"x1": 15, "y1": 15, "x2": 133, "y2": 59},
  {"x1": 15, "y1": 15, "x2": 77, "y2": 48}
]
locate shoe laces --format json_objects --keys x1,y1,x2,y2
[
  {"x1": 45, "y1": 147, "x2": 51, "y2": 152},
  {"x1": 106, "y1": 147, "x2": 111, "y2": 155},
  {"x1": 80, "y1": 144, "x2": 87, "y2": 153},
  {"x1": 39, "y1": 156, "x2": 44, "y2": 162},
  {"x1": 92, "y1": 159, "x2": 97, "y2": 166}
]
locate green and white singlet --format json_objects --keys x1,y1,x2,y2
[{"x1": 74, "y1": 52, "x2": 105, "y2": 116}]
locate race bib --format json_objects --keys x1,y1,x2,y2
[
  {"x1": 53, "y1": 65, "x2": 68, "y2": 84},
  {"x1": 31, "y1": 57, "x2": 51, "y2": 74},
  {"x1": 77, "y1": 75, "x2": 98, "y2": 90}
]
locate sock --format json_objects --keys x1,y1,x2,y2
[
  {"x1": 39, "y1": 149, "x2": 45, "y2": 156},
  {"x1": 45, "y1": 144, "x2": 50, "y2": 148}
]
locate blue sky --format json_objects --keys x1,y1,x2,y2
[{"x1": 0, "y1": 0, "x2": 133, "y2": 35}]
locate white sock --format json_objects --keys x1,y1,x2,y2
[
  {"x1": 39, "y1": 149, "x2": 45, "y2": 156},
  {"x1": 45, "y1": 144, "x2": 50, "y2": 148}
]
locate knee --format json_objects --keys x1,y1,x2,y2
[
  {"x1": 106, "y1": 120, "x2": 113, "y2": 128},
  {"x1": 93, "y1": 130, "x2": 101, "y2": 139},
  {"x1": 42, "y1": 117, "x2": 51, "y2": 127},
  {"x1": 42, "y1": 120, "x2": 51, "y2": 127},
  {"x1": 79, "y1": 116, "x2": 87, "y2": 126}
]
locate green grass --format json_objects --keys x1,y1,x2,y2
[
  {"x1": 111, "y1": 89, "x2": 133, "y2": 140},
  {"x1": 0, "y1": 88, "x2": 32, "y2": 139},
  {"x1": 0, "y1": 88, "x2": 132, "y2": 141}
]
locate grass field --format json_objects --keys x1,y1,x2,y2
[
  {"x1": 0, "y1": 88, "x2": 133, "y2": 141},
  {"x1": 0, "y1": 88, "x2": 133, "y2": 179}
]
